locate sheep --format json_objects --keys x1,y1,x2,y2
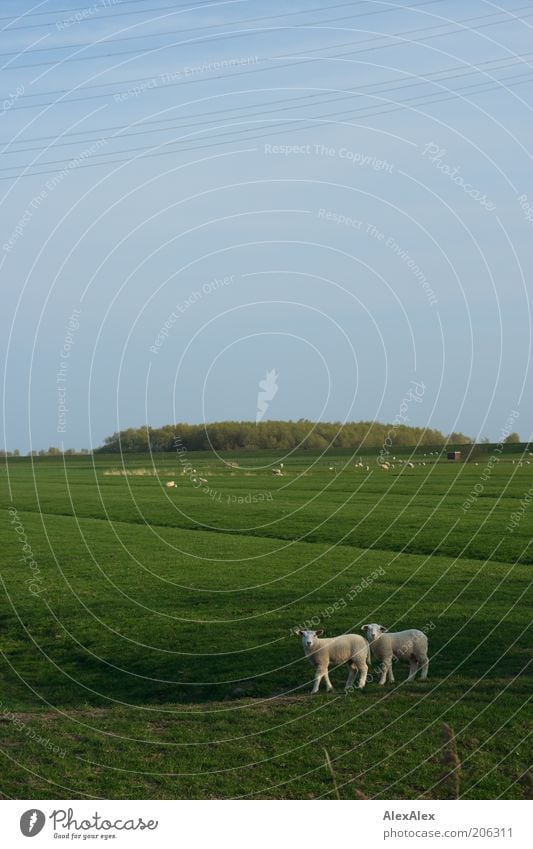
[
  {"x1": 165, "y1": 481, "x2": 175, "y2": 488},
  {"x1": 272, "y1": 468, "x2": 283, "y2": 476},
  {"x1": 361, "y1": 623, "x2": 429, "y2": 684},
  {"x1": 295, "y1": 629, "x2": 369, "y2": 692}
]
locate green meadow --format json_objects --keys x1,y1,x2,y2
[{"x1": 0, "y1": 451, "x2": 531, "y2": 799}]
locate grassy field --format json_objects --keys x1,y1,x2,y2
[{"x1": 0, "y1": 450, "x2": 531, "y2": 799}]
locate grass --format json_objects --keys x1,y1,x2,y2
[{"x1": 0, "y1": 451, "x2": 531, "y2": 799}]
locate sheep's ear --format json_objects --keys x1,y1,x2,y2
[
  {"x1": 379, "y1": 625, "x2": 388, "y2": 632},
  {"x1": 361, "y1": 624, "x2": 370, "y2": 631},
  {"x1": 294, "y1": 629, "x2": 304, "y2": 636},
  {"x1": 315, "y1": 629, "x2": 324, "y2": 636}
]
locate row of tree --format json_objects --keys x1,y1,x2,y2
[
  {"x1": 95, "y1": 420, "x2": 476, "y2": 453},
  {"x1": 3, "y1": 427, "x2": 522, "y2": 457},
  {"x1": 0, "y1": 448, "x2": 91, "y2": 457}
]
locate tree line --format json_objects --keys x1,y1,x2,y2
[{"x1": 95, "y1": 420, "x2": 474, "y2": 453}]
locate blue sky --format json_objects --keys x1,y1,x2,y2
[{"x1": 1, "y1": 0, "x2": 532, "y2": 451}]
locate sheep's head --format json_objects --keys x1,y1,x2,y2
[
  {"x1": 295, "y1": 629, "x2": 323, "y2": 649},
  {"x1": 361, "y1": 623, "x2": 387, "y2": 642}
]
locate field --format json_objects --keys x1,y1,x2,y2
[{"x1": 0, "y1": 449, "x2": 531, "y2": 799}]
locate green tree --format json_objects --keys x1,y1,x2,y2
[
  {"x1": 504, "y1": 432, "x2": 520, "y2": 444},
  {"x1": 447, "y1": 432, "x2": 472, "y2": 445}
]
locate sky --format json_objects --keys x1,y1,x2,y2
[{"x1": 1, "y1": 0, "x2": 532, "y2": 452}]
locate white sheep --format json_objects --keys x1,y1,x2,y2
[
  {"x1": 165, "y1": 481, "x2": 175, "y2": 488},
  {"x1": 295, "y1": 629, "x2": 369, "y2": 692},
  {"x1": 361, "y1": 623, "x2": 429, "y2": 684}
]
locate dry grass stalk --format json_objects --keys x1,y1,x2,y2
[
  {"x1": 439, "y1": 723, "x2": 461, "y2": 799},
  {"x1": 323, "y1": 748, "x2": 341, "y2": 800}
]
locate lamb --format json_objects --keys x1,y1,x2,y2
[
  {"x1": 361, "y1": 623, "x2": 429, "y2": 684},
  {"x1": 295, "y1": 629, "x2": 369, "y2": 693}
]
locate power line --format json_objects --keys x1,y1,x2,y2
[
  {"x1": 1, "y1": 68, "x2": 530, "y2": 181},
  {"x1": 0, "y1": 0, "x2": 446, "y2": 59},
  {"x1": 3, "y1": 0, "x2": 384, "y2": 32},
  {"x1": 4, "y1": 52, "x2": 532, "y2": 154},
  {"x1": 0, "y1": 0, "x2": 226, "y2": 25},
  {"x1": 2, "y1": 0, "x2": 345, "y2": 36},
  {"x1": 6, "y1": 4, "x2": 531, "y2": 116},
  {"x1": 5, "y1": 5, "x2": 533, "y2": 71}
]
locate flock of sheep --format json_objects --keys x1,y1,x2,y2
[{"x1": 295, "y1": 625, "x2": 429, "y2": 693}]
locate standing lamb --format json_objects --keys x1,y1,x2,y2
[
  {"x1": 361, "y1": 623, "x2": 429, "y2": 684},
  {"x1": 295, "y1": 629, "x2": 370, "y2": 693}
]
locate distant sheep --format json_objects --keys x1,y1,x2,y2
[
  {"x1": 295, "y1": 629, "x2": 369, "y2": 693},
  {"x1": 362, "y1": 623, "x2": 429, "y2": 684},
  {"x1": 165, "y1": 481, "x2": 175, "y2": 488},
  {"x1": 272, "y1": 468, "x2": 283, "y2": 476}
]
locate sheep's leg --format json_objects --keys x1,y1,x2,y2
[
  {"x1": 311, "y1": 668, "x2": 325, "y2": 694},
  {"x1": 356, "y1": 659, "x2": 368, "y2": 689},
  {"x1": 419, "y1": 656, "x2": 429, "y2": 680},
  {"x1": 387, "y1": 663, "x2": 395, "y2": 683},
  {"x1": 345, "y1": 662, "x2": 357, "y2": 691},
  {"x1": 407, "y1": 658, "x2": 418, "y2": 681},
  {"x1": 311, "y1": 667, "x2": 333, "y2": 696},
  {"x1": 379, "y1": 661, "x2": 390, "y2": 685}
]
